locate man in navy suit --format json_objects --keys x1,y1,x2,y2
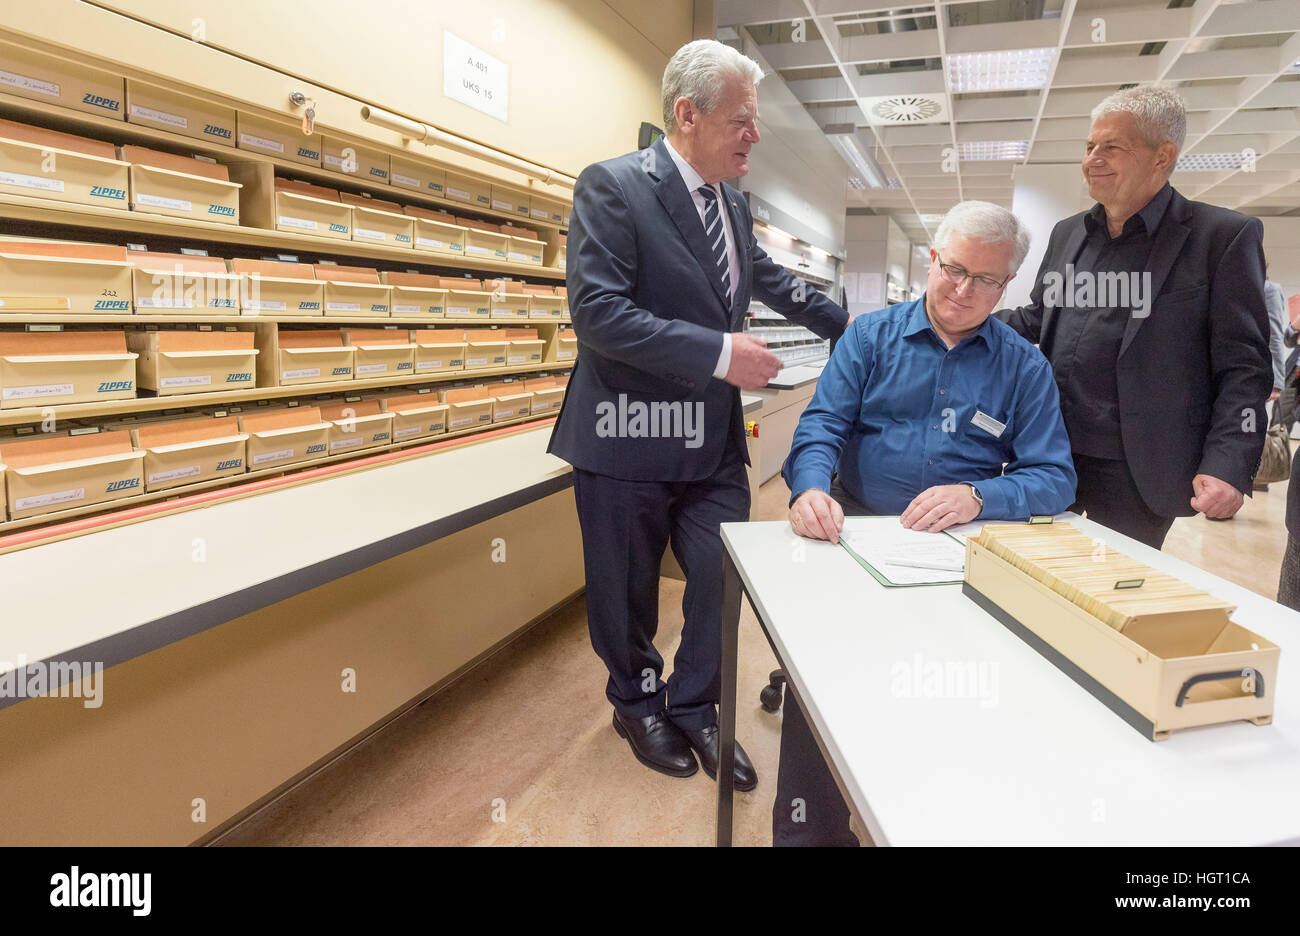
[{"x1": 548, "y1": 39, "x2": 849, "y2": 788}]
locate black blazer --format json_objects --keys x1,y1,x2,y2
[
  {"x1": 548, "y1": 137, "x2": 848, "y2": 482},
  {"x1": 998, "y1": 187, "x2": 1270, "y2": 519}
]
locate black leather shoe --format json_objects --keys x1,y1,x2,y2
[
  {"x1": 678, "y1": 724, "x2": 758, "y2": 791},
  {"x1": 612, "y1": 710, "x2": 698, "y2": 778}
]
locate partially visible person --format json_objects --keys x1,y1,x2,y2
[
  {"x1": 775, "y1": 201, "x2": 1076, "y2": 846},
  {"x1": 998, "y1": 86, "x2": 1271, "y2": 549},
  {"x1": 1256, "y1": 278, "x2": 1288, "y2": 491},
  {"x1": 1278, "y1": 446, "x2": 1300, "y2": 611}
]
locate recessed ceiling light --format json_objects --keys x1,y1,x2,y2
[
  {"x1": 956, "y1": 140, "x2": 1030, "y2": 161},
  {"x1": 848, "y1": 176, "x2": 868, "y2": 190},
  {"x1": 945, "y1": 48, "x2": 1056, "y2": 93},
  {"x1": 1176, "y1": 152, "x2": 1249, "y2": 172}
]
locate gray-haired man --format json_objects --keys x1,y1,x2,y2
[
  {"x1": 998, "y1": 86, "x2": 1270, "y2": 549},
  {"x1": 549, "y1": 39, "x2": 848, "y2": 789}
]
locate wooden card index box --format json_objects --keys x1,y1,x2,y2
[
  {"x1": 317, "y1": 398, "x2": 394, "y2": 454},
  {"x1": 339, "y1": 191, "x2": 414, "y2": 248},
  {"x1": 528, "y1": 195, "x2": 565, "y2": 226},
  {"x1": 124, "y1": 80, "x2": 236, "y2": 147},
  {"x1": 0, "y1": 431, "x2": 145, "y2": 520},
  {"x1": 339, "y1": 327, "x2": 414, "y2": 379},
  {"x1": 523, "y1": 377, "x2": 565, "y2": 414},
  {"x1": 273, "y1": 177, "x2": 351, "y2": 240},
  {"x1": 132, "y1": 415, "x2": 247, "y2": 492},
  {"x1": 439, "y1": 277, "x2": 492, "y2": 319},
  {"x1": 0, "y1": 40, "x2": 125, "y2": 119},
  {"x1": 128, "y1": 251, "x2": 240, "y2": 314},
  {"x1": 461, "y1": 328, "x2": 508, "y2": 371},
  {"x1": 503, "y1": 327, "x2": 544, "y2": 366},
  {"x1": 315, "y1": 264, "x2": 391, "y2": 318},
  {"x1": 488, "y1": 280, "x2": 530, "y2": 321},
  {"x1": 238, "y1": 406, "x2": 331, "y2": 470},
  {"x1": 389, "y1": 156, "x2": 445, "y2": 198},
  {"x1": 440, "y1": 386, "x2": 494, "y2": 431},
  {"x1": 490, "y1": 185, "x2": 531, "y2": 218},
  {"x1": 523, "y1": 283, "x2": 563, "y2": 320},
  {"x1": 128, "y1": 329, "x2": 257, "y2": 395},
  {"x1": 963, "y1": 522, "x2": 1281, "y2": 740},
  {"x1": 0, "y1": 330, "x2": 137, "y2": 409},
  {"x1": 229, "y1": 259, "x2": 323, "y2": 316},
  {"x1": 378, "y1": 390, "x2": 448, "y2": 442},
  {"x1": 381, "y1": 272, "x2": 447, "y2": 318},
  {"x1": 236, "y1": 111, "x2": 322, "y2": 167},
  {"x1": 260, "y1": 328, "x2": 355, "y2": 388},
  {"x1": 0, "y1": 117, "x2": 130, "y2": 210},
  {"x1": 119, "y1": 144, "x2": 242, "y2": 223},
  {"x1": 443, "y1": 171, "x2": 492, "y2": 209},
  {"x1": 321, "y1": 137, "x2": 390, "y2": 184},
  {"x1": 459, "y1": 218, "x2": 509, "y2": 262},
  {"x1": 500, "y1": 225, "x2": 545, "y2": 266},
  {"x1": 405, "y1": 204, "x2": 467, "y2": 257},
  {"x1": 556, "y1": 327, "x2": 577, "y2": 363},
  {"x1": 483, "y1": 379, "x2": 533, "y2": 422},
  {"x1": 410, "y1": 328, "x2": 466, "y2": 375},
  {"x1": 0, "y1": 240, "x2": 133, "y2": 315}
]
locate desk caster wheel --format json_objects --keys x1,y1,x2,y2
[{"x1": 759, "y1": 670, "x2": 786, "y2": 713}]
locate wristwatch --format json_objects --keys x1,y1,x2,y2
[{"x1": 965, "y1": 483, "x2": 984, "y2": 517}]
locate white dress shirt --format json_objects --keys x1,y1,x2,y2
[{"x1": 662, "y1": 136, "x2": 739, "y2": 380}]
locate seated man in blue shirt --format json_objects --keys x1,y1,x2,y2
[{"x1": 775, "y1": 200, "x2": 1077, "y2": 846}]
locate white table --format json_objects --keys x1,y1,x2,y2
[{"x1": 716, "y1": 513, "x2": 1300, "y2": 846}]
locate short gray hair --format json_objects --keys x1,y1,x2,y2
[
  {"x1": 933, "y1": 201, "x2": 1031, "y2": 274},
  {"x1": 662, "y1": 39, "x2": 763, "y2": 135},
  {"x1": 1091, "y1": 86, "x2": 1187, "y2": 152}
]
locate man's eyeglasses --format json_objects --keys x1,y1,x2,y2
[{"x1": 933, "y1": 251, "x2": 1010, "y2": 294}]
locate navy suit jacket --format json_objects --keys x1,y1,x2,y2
[
  {"x1": 997, "y1": 187, "x2": 1270, "y2": 518},
  {"x1": 548, "y1": 137, "x2": 849, "y2": 482}
]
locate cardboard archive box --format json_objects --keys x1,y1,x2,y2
[
  {"x1": 0, "y1": 430, "x2": 144, "y2": 520},
  {"x1": 376, "y1": 389, "x2": 448, "y2": 442},
  {"x1": 321, "y1": 137, "x2": 389, "y2": 183},
  {"x1": 405, "y1": 204, "x2": 467, "y2": 257},
  {"x1": 0, "y1": 330, "x2": 137, "y2": 409},
  {"x1": 127, "y1": 251, "x2": 240, "y2": 313},
  {"x1": 442, "y1": 171, "x2": 492, "y2": 209},
  {"x1": 0, "y1": 240, "x2": 133, "y2": 315},
  {"x1": 339, "y1": 192, "x2": 414, "y2": 248},
  {"x1": 229, "y1": 259, "x2": 323, "y2": 316},
  {"x1": 235, "y1": 111, "x2": 322, "y2": 166},
  {"x1": 124, "y1": 80, "x2": 236, "y2": 146},
  {"x1": 389, "y1": 156, "x2": 445, "y2": 197},
  {"x1": 273, "y1": 177, "x2": 351, "y2": 240},
  {"x1": 0, "y1": 117, "x2": 130, "y2": 211},
  {"x1": 440, "y1": 277, "x2": 491, "y2": 319},
  {"x1": 462, "y1": 328, "x2": 508, "y2": 371},
  {"x1": 316, "y1": 264, "x2": 391, "y2": 318},
  {"x1": 259, "y1": 328, "x2": 355, "y2": 388},
  {"x1": 381, "y1": 272, "x2": 447, "y2": 318},
  {"x1": 0, "y1": 40, "x2": 125, "y2": 119},
  {"x1": 440, "y1": 386, "x2": 494, "y2": 431},
  {"x1": 128, "y1": 328, "x2": 257, "y2": 395},
  {"x1": 503, "y1": 327, "x2": 544, "y2": 366},
  {"x1": 119, "y1": 145, "x2": 241, "y2": 223},
  {"x1": 340, "y1": 327, "x2": 414, "y2": 379},
  {"x1": 410, "y1": 328, "x2": 466, "y2": 375},
  {"x1": 318, "y1": 398, "x2": 394, "y2": 454},
  {"x1": 238, "y1": 405, "x2": 331, "y2": 470},
  {"x1": 131, "y1": 415, "x2": 248, "y2": 492}
]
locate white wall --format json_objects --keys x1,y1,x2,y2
[
  {"x1": 1003, "y1": 163, "x2": 1091, "y2": 309},
  {"x1": 1262, "y1": 218, "x2": 1300, "y2": 304},
  {"x1": 734, "y1": 32, "x2": 850, "y2": 257}
]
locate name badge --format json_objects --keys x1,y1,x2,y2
[{"x1": 971, "y1": 410, "x2": 1006, "y2": 438}]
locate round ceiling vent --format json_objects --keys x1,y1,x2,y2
[{"x1": 869, "y1": 95, "x2": 944, "y2": 124}]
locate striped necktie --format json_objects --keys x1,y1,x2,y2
[{"x1": 697, "y1": 184, "x2": 731, "y2": 304}]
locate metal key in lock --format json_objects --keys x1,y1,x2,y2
[{"x1": 290, "y1": 91, "x2": 316, "y2": 135}]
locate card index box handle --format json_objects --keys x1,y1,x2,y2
[
  {"x1": 10, "y1": 449, "x2": 145, "y2": 476},
  {"x1": 250, "y1": 422, "x2": 332, "y2": 439},
  {"x1": 159, "y1": 349, "x2": 261, "y2": 359},
  {"x1": 1, "y1": 352, "x2": 139, "y2": 363},
  {"x1": 131, "y1": 162, "x2": 244, "y2": 190},
  {"x1": 1175, "y1": 670, "x2": 1265, "y2": 707},
  {"x1": 0, "y1": 252, "x2": 134, "y2": 270},
  {"x1": 281, "y1": 345, "x2": 357, "y2": 355},
  {"x1": 147, "y1": 433, "x2": 249, "y2": 455}
]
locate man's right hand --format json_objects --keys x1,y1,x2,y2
[
  {"x1": 789, "y1": 489, "x2": 845, "y2": 544},
  {"x1": 724, "y1": 333, "x2": 781, "y2": 390}
]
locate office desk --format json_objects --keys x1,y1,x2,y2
[{"x1": 716, "y1": 513, "x2": 1300, "y2": 846}]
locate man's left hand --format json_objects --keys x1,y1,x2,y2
[
  {"x1": 1190, "y1": 474, "x2": 1244, "y2": 519},
  {"x1": 901, "y1": 484, "x2": 982, "y2": 533}
]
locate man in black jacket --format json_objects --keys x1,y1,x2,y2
[{"x1": 998, "y1": 87, "x2": 1270, "y2": 549}]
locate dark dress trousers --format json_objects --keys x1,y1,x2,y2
[
  {"x1": 549, "y1": 137, "x2": 848, "y2": 728},
  {"x1": 998, "y1": 186, "x2": 1271, "y2": 547}
]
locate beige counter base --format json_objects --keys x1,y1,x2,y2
[{"x1": 0, "y1": 486, "x2": 582, "y2": 846}]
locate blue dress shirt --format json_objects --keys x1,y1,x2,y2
[{"x1": 784, "y1": 296, "x2": 1077, "y2": 520}]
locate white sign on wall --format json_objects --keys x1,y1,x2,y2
[{"x1": 443, "y1": 32, "x2": 509, "y2": 123}]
